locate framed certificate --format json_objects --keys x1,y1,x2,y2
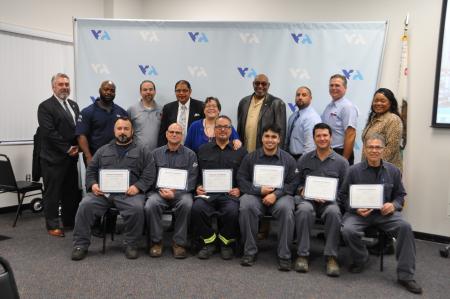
[
  {"x1": 350, "y1": 184, "x2": 384, "y2": 209},
  {"x1": 99, "y1": 169, "x2": 129, "y2": 193},
  {"x1": 156, "y1": 168, "x2": 188, "y2": 190},
  {"x1": 253, "y1": 165, "x2": 284, "y2": 188},
  {"x1": 203, "y1": 169, "x2": 233, "y2": 193},
  {"x1": 304, "y1": 176, "x2": 338, "y2": 201}
]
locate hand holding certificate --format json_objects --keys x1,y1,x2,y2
[
  {"x1": 99, "y1": 169, "x2": 130, "y2": 193},
  {"x1": 156, "y1": 168, "x2": 188, "y2": 190},
  {"x1": 253, "y1": 165, "x2": 284, "y2": 188},
  {"x1": 304, "y1": 176, "x2": 338, "y2": 201},
  {"x1": 350, "y1": 184, "x2": 383, "y2": 209},
  {"x1": 203, "y1": 169, "x2": 232, "y2": 193}
]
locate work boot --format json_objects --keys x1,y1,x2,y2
[
  {"x1": 326, "y1": 256, "x2": 340, "y2": 277},
  {"x1": 294, "y1": 256, "x2": 309, "y2": 273},
  {"x1": 197, "y1": 244, "x2": 216, "y2": 259}
]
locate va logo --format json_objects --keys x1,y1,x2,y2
[
  {"x1": 91, "y1": 30, "x2": 111, "y2": 40},
  {"x1": 188, "y1": 32, "x2": 208, "y2": 42},
  {"x1": 188, "y1": 66, "x2": 207, "y2": 77},
  {"x1": 139, "y1": 65, "x2": 158, "y2": 76},
  {"x1": 237, "y1": 67, "x2": 257, "y2": 79},
  {"x1": 139, "y1": 31, "x2": 159, "y2": 42},
  {"x1": 289, "y1": 68, "x2": 311, "y2": 80},
  {"x1": 344, "y1": 34, "x2": 366, "y2": 45},
  {"x1": 239, "y1": 33, "x2": 260, "y2": 44},
  {"x1": 287, "y1": 103, "x2": 297, "y2": 112},
  {"x1": 342, "y1": 69, "x2": 364, "y2": 80},
  {"x1": 91, "y1": 64, "x2": 110, "y2": 74},
  {"x1": 291, "y1": 33, "x2": 312, "y2": 44}
]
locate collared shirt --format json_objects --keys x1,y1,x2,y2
[
  {"x1": 244, "y1": 96, "x2": 264, "y2": 152},
  {"x1": 340, "y1": 160, "x2": 406, "y2": 213},
  {"x1": 152, "y1": 144, "x2": 198, "y2": 192},
  {"x1": 76, "y1": 99, "x2": 128, "y2": 154},
  {"x1": 237, "y1": 147, "x2": 299, "y2": 198},
  {"x1": 287, "y1": 105, "x2": 321, "y2": 155},
  {"x1": 177, "y1": 98, "x2": 191, "y2": 139},
  {"x1": 297, "y1": 149, "x2": 349, "y2": 205},
  {"x1": 127, "y1": 100, "x2": 162, "y2": 151},
  {"x1": 197, "y1": 142, "x2": 247, "y2": 189},
  {"x1": 321, "y1": 97, "x2": 359, "y2": 148},
  {"x1": 54, "y1": 94, "x2": 76, "y2": 123}
]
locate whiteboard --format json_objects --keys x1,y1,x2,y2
[{"x1": 0, "y1": 24, "x2": 74, "y2": 143}]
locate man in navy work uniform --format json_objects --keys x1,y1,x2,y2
[
  {"x1": 340, "y1": 133, "x2": 422, "y2": 294},
  {"x1": 238, "y1": 124, "x2": 299, "y2": 271},
  {"x1": 294, "y1": 123, "x2": 348, "y2": 277},
  {"x1": 71, "y1": 117, "x2": 156, "y2": 261},
  {"x1": 145, "y1": 123, "x2": 198, "y2": 259},
  {"x1": 192, "y1": 115, "x2": 247, "y2": 260},
  {"x1": 76, "y1": 80, "x2": 128, "y2": 165}
]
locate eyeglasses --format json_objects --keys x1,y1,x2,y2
[
  {"x1": 167, "y1": 130, "x2": 182, "y2": 135},
  {"x1": 254, "y1": 81, "x2": 268, "y2": 87},
  {"x1": 175, "y1": 89, "x2": 190, "y2": 93},
  {"x1": 215, "y1": 125, "x2": 232, "y2": 130},
  {"x1": 365, "y1": 145, "x2": 384, "y2": 151},
  {"x1": 205, "y1": 105, "x2": 218, "y2": 109}
]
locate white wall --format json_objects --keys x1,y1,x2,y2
[{"x1": 1, "y1": 0, "x2": 449, "y2": 237}]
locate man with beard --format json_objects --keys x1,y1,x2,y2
[
  {"x1": 71, "y1": 117, "x2": 156, "y2": 261},
  {"x1": 285, "y1": 86, "x2": 321, "y2": 160},
  {"x1": 76, "y1": 80, "x2": 128, "y2": 165},
  {"x1": 37, "y1": 73, "x2": 80, "y2": 236},
  {"x1": 127, "y1": 80, "x2": 162, "y2": 150}
]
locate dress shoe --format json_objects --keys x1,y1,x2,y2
[
  {"x1": 240, "y1": 254, "x2": 256, "y2": 266},
  {"x1": 294, "y1": 256, "x2": 309, "y2": 273},
  {"x1": 71, "y1": 247, "x2": 88, "y2": 261},
  {"x1": 149, "y1": 242, "x2": 163, "y2": 257},
  {"x1": 398, "y1": 279, "x2": 423, "y2": 294},
  {"x1": 278, "y1": 258, "x2": 292, "y2": 272},
  {"x1": 48, "y1": 229, "x2": 65, "y2": 237},
  {"x1": 197, "y1": 244, "x2": 216, "y2": 260},
  {"x1": 172, "y1": 243, "x2": 187, "y2": 259},
  {"x1": 220, "y1": 245, "x2": 234, "y2": 260},
  {"x1": 125, "y1": 246, "x2": 139, "y2": 259},
  {"x1": 326, "y1": 256, "x2": 340, "y2": 277},
  {"x1": 349, "y1": 256, "x2": 370, "y2": 274}
]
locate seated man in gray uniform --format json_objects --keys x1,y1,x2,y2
[
  {"x1": 294, "y1": 123, "x2": 348, "y2": 277},
  {"x1": 341, "y1": 133, "x2": 422, "y2": 294},
  {"x1": 71, "y1": 117, "x2": 156, "y2": 261},
  {"x1": 145, "y1": 123, "x2": 198, "y2": 259},
  {"x1": 238, "y1": 124, "x2": 299, "y2": 271}
]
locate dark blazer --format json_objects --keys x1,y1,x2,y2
[
  {"x1": 37, "y1": 96, "x2": 80, "y2": 164},
  {"x1": 158, "y1": 98, "x2": 205, "y2": 146},
  {"x1": 237, "y1": 93, "x2": 287, "y2": 149}
]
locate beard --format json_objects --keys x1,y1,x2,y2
[
  {"x1": 116, "y1": 134, "x2": 132, "y2": 144},
  {"x1": 100, "y1": 94, "x2": 115, "y2": 102}
]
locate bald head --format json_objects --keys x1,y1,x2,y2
[
  {"x1": 253, "y1": 74, "x2": 270, "y2": 99},
  {"x1": 166, "y1": 123, "x2": 183, "y2": 146},
  {"x1": 99, "y1": 80, "x2": 116, "y2": 103}
]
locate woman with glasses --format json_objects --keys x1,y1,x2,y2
[{"x1": 185, "y1": 97, "x2": 242, "y2": 152}]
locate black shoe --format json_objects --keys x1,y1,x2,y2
[
  {"x1": 198, "y1": 244, "x2": 216, "y2": 260},
  {"x1": 240, "y1": 254, "x2": 256, "y2": 266},
  {"x1": 71, "y1": 247, "x2": 88, "y2": 261},
  {"x1": 125, "y1": 246, "x2": 139, "y2": 259},
  {"x1": 349, "y1": 257, "x2": 369, "y2": 273},
  {"x1": 220, "y1": 245, "x2": 233, "y2": 260},
  {"x1": 278, "y1": 258, "x2": 291, "y2": 272},
  {"x1": 398, "y1": 279, "x2": 423, "y2": 294}
]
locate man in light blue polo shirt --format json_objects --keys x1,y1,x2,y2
[
  {"x1": 321, "y1": 74, "x2": 358, "y2": 165},
  {"x1": 286, "y1": 86, "x2": 321, "y2": 160},
  {"x1": 127, "y1": 80, "x2": 162, "y2": 151}
]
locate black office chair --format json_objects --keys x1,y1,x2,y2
[
  {"x1": 0, "y1": 154, "x2": 44, "y2": 227},
  {"x1": 440, "y1": 244, "x2": 450, "y2": 258},
  {"x1": 364, "y1": 226, "x2": 388, "y2": 271},
  {"x1": 0, "y1": 256, "x2": 20, "y2": 299}
]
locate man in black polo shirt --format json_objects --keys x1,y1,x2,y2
[{"x1": 191, "y1": 115, "x2": 247, "y2": 260}]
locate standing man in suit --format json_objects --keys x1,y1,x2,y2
[
  {"x1": 237, "y1": 74, "x2": 287, "y2": 153},
  {"x1": 158, "y1": 80, "x2": 204, "y2": 146},
  {"x1": 37, "y1": 73, "x2": 80, "y2": 237}
]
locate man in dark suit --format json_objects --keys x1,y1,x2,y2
[
  {"x1": 237, "y1": 74, "x2": 287, "y2": 152},
  {"x1": 37, "y1": 73, "x2": 81, "y2": 237},
  {"x1": 157, "y1": 80, "x2": 204, "y2": 146}
]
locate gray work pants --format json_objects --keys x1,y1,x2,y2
[
  {"x1": 341, "y1": 211, "x2": 416, "y2": 280},
  {"x1": 239, "y1": 194, "x2": 294, "y2": 259},
  {"x1": 295, "y1": 198, "x2": 341, "y2": 257},
  {"x1": 144, "y1": 191, "x2": 193, "y2": 246},
  {"x1": 73, "y1": 193, "x2": 145, "y2": 248}
]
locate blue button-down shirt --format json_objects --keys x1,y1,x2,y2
[{"x1": 286, "y1": 105, "x2": 321, "y2": 155}]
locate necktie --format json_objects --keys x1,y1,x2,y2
[
  {"x1": 286, "y1": 110, "x2": 300, "y2": 149},
  {"x1": 63, "y1": 100, "x2": 75, "y2": 125},
  {"x1": 179, "y1": 104, "x2": 188, "y2": 136}
]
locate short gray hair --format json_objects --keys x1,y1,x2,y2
[
  {"x1": 51, "y1": 73, "x2": 69, "y2": 86},
  {"x1": 364, "y1": 133, "x2": 385, "y2": 147}
]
